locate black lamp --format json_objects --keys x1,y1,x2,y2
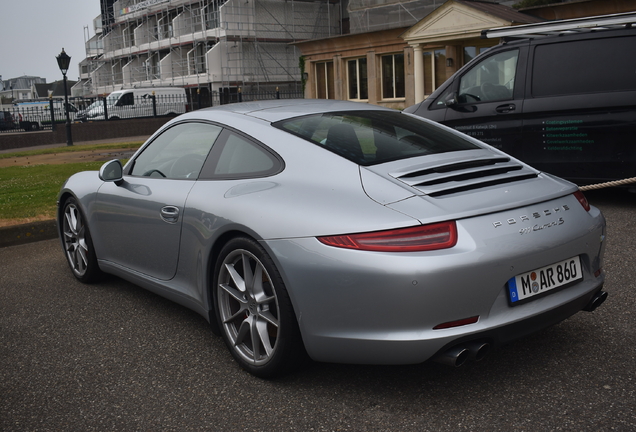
[{"x1": 56, "y1": 48, "x2": 73, "y2": 146}]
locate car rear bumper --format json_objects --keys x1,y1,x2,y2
[{"x1": 263, "y1": 197, "x2": 606, "y2": 365}]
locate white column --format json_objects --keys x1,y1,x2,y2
[{"x1": 413, "y1": 44, "x2": 425, "y2": 104}]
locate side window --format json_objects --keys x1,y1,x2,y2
[
  {"x1": 118, "y1": 92, "x2": 134, "y2": 106},
  {"x1": 201, "y1": 131, "x2": 282, "y2": 179},
  {"x1": 129, "y1": 122, "x2": 222, "y2": 179},
  {"x1": 458, "y1": 49, "x2": 519, "y2": 103},
  {"x1": 532, "y1": 36, "x2": 636, "y2": 96}
]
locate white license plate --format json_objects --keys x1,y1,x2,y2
[{"x1": 508, "y1": 256, "x2": 582, "y2": 304}]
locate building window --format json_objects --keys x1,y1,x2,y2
[
  {"x1": 315, "y1": 61, "x2": 335, "y2": 99},
  {"x1": 204, "y1": 1, "x2": 221, "y2": 30},
  {"x1": 381, "y1": 53, "x2": 405, "y2": 99},
  {"x1": 463, "y1": 47, "x2": 478, "y2": 65},
  {"x1": 463, "y1": 46, "x2": 491, "y2": 66},
  {"x1": 347, "y1": 58, "x2": 368, "y2": 100},
  {"x1": 422, "y1": 49, "x2": 446, "y2": 95}
]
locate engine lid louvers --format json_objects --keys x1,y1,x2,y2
[{"x1": 391, "y1": 156, "x2": 538, "y2": 197}]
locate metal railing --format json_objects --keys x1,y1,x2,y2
[{"x1": 0, "y1": 88, "x2": 304, "y2": 133}]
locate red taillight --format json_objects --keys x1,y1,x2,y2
[
  {"x1": 574, "y1": 190, "x2": 591, "y2": 212},
  {"x1": 317, "y1": 221, "x2": 457, "y2": 252}
]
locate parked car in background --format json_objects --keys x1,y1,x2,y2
[
  {"x1": 12, "y1": 100, "x2": 79, "y2": 131},
  {"x1": 405, "y1": 17, "x2": 636, "y2": 186},
  {"x1": 58, "y1": 100, "x2": 607, "y2": 378},
  {"x1": 79, "y1": 87, "x2": 187, "y2": 121},
  {"x1": 75, "y1": 100, "x2": 103, "y2": 122},
  {"x1": 0, "y1": 111, "x2": 16, "y2": 131}
]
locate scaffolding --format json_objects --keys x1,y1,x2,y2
[{"x1": 84, "y1": 0, "x2": 341, "y2": 96}]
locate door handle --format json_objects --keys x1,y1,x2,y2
[
  {"x1": 496, "y1": 104, "x2": 516, "y2": 114},
  {"x1": 160, "y1": 206, "x2": 180, "y2": 224}
]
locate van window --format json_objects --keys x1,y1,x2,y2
[
  {"x1": 532, "y1": 36, "x2": 636, "y2": 97},
  {"x1": 119, "y1": 93, "x2": 134, "y2": 106},
  {"x1": 458, "y1": 49, "x2": 519, "y2": 103},
  {"x1": 106, "y1": 93, "x2": 121, "y2": 105}
]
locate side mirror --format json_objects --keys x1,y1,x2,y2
[
  {"x1": 99, "y1": 159, "x2": 124, "y2": 185},
  {"x1": 444, "y1": 92, "x2": 458, "y2": 107}
]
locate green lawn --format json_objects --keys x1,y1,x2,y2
[
  {"x1": 0, "y1": 142, "x2": 142, "y2": 159},
  {"x1": 0, "y1": 142, "x2": 142, "y2": 225},
  {"x1": 0, "y1": 162, "x2": 104, "y2": 221}
]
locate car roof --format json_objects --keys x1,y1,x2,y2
[{"x1": 197, "y1": 99, "x2": 395, "y2": 122}]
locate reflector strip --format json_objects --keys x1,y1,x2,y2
[{"x1": 433, "y1": 316, "x2": 479, "y2": 330}]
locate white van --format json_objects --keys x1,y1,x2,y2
[{"x1": 81, "y1": 87, "x2": 187, "y2": 121}]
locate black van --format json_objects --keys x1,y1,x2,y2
[{"x1": 404, "y1": 20, "x2": 636, "y2": 186}]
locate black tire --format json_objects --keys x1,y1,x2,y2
[
  {"x1": 61, "y1": 197, "x2": 102, "y2": 283},
  {"x1": 213, "y1": 237, "x2": 303, "y2": 378}
]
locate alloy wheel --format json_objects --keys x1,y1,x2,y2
[
  {"x1": 217, "y1": 249, "x2": 280, "y2": 365},
  {"x1": 63, "y1": 202, "x2": 89, "y2": 277}
]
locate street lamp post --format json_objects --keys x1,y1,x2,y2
[{"x1": 56, "y1": 48, "x2": 73, "y2": 146}]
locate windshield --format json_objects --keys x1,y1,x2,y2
[
  {"x1": 272, "y1": 111, "x2": 479, "y2": 166},
  {"x1": 106, "y1": 93, "x2": 121, "y2": 105}
]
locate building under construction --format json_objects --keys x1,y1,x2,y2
[{"x1": 77, "y1": 0, "x2": 344, "y2": 100}]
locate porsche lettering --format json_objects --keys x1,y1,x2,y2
[{"x1": 493, "y1": 205, "x2": 570, "y2": 228}]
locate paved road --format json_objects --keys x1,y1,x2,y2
[{"x1": 1, "y1": 189, "x2": 634, "y2": 431}]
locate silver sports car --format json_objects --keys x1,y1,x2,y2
[{"x1": 58, "y1": 99, "x2": 607, "y2": 377}]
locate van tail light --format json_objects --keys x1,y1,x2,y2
[
  {"x1": 574, "y1": 190, "x2": 591, "y2": 212},
  {"x1": 317, "y1": 221, "x2": 457, "y2": 252}
]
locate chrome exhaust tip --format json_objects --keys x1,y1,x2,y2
[
  {"x1": 466, "y1": 341, "x2": 491, "y2": 362},
  {"x1": 432, "y1": 346, "x2": 471, "y2": 367}
]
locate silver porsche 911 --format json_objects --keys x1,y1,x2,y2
[{"x1": 58, "y1": 99, "x2": 607, "y2": 377}]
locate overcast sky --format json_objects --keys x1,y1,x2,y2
[{"x1": 0, "y1": 0, "x2": 101, "y2": 83}]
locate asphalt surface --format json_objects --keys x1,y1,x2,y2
[{"x1": 1, "y1": 188, "x2": 635, "y2": 431}]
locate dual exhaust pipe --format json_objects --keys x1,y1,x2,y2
[
  {"x1": 433, "y1": 341, "x2": 491, "y2": 368},
  {"x1": 434, "y1": 289, "x2": 608, "y2": 368}
]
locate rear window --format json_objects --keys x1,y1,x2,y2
[{"x1": 272, "y1": 111, "x2": 479, "y2": 165}]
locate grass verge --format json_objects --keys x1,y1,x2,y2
[
  {"x1": 0, "y1": 142, "x2": 143, "y2": 159},
  {"x1": 0, "y1": 141, "x2": 143, "y2": 227},
  {"x1": 0, "y1": 162, "x2": 104, "y2": 226}
]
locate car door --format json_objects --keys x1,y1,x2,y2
[
  {"x1": 92, "y1": 121, "x2": 222, "y2": 280},
  {"x1": 440, "y1": 47, "x2": 528, "y2": 158}
]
